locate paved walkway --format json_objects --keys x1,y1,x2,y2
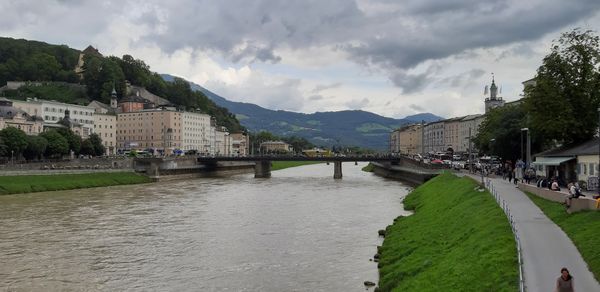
[{"x1": 482, "y1": 175, "x2": 599, "y2": 292}]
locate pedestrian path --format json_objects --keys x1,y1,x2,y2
[{"x1": 482, "y1": 176, "x2": 599, "y2": 292}]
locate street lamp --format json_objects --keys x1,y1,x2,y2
[
  {"x1": 521, "y1": 128, "x2": 530, "y2": 169},
  {"x1": 11, "y1": 150, "x2": 14, "y2": 165}
]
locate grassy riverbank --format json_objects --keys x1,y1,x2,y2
[
  {"x1": 270, "y1": 161, "x2": 323, "y2": 171},
  {"x1": 524, "y1": 192, "x2": 600, "y2": 280},
  {"x1": 0, "y1": 172, "x2": 152, "y2": 195},
  {"x1": 362, "y1": 163, "x2": 374, "y2": 172},
  {"x1": 378, "y1": 173, "x2": 518, "y2": 291}
]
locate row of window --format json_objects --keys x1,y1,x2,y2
[
  {"x1": 44, "y1": 107, "x2": 92, "y2": 116},
  {"x1": 94, "y1": 124, "x2": 113, "y2": 129}
]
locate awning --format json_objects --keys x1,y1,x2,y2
[{"x1": 533, "y1": 156, "x2": 575, "y2": 166}]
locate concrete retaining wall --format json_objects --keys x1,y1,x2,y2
[
  {"x1": 518, "y1": 183, "x2": 600, "y2": 212},
  {"x1": 371, "y1": 162, "x2": 439, "y2": 186},
  {"x1": 0, "y1": 158, "x2": 133, "y2": 173}
]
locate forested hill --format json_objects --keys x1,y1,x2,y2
[
  {"x1": 162, "y1": 74, "x2": 443, "y2": 149},
  {"x1": 0, "y1": 37, "x2": 243, "y2": 132}
]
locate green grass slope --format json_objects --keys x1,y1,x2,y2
[
  {"x1": 525, "y1": 192, "x2": 600, "y2": 280},
  {"x1": 378, "y1": 173, "x2": 518, "y2": 291},
  {"x1": 0, "y1": 172, "x2": 151, "y2": 195}
]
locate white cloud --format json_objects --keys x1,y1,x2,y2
[{"x1": 0, "y1": 0, "x2": 599, "y2": 121}]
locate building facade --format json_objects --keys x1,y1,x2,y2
[
  {"x1": 215, "y1": 127, "x2": 232, "y2": 155},
  {"x1": 423, "y1": 120, "x2": 445, "y2": 154},
  {"x1": 457, "y1": 114, "x2": 484, "y2": 154},
  {"x1": 181, "y1": 111, "x2": 213, "y2": 154},
  {"x1": 260, "y1": 141, "x2": 291, "y2": 153},
  {"x1": 11, "y1": 98, "x2": 95, "y2": 138},
  {"x1": 116, "y1": 109, "x2": 182, "y2": 154},
  {"x1": 0, "y1": 98, "x2": 44, "y2": 135},
  {"x1": 443, "y1": 117, "x2": 462, "y2": 153},
  {"x1": 390, "y1": 124, "x2": 422, "y2": 155},
  {"x1": 93, "y1": 113, "x2": 117, "y2": 155},
  {"x1": 230, "y1": 132, "x2": 249, "y2": 156}
]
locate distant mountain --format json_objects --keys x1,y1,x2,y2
[{"x1": 162, "y1": 74, "x2": 443, "y2": 149}]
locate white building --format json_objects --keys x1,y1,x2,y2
[
  {"x1": 457, "y1": 114, "x2": 485, "y2": 154},
  {"x1": 423, "y1": 120, "x2": 445, "y2": 154},
  {"x1": 181, "y1": 111, "x2": 213, "y2": 154},
  {"x1": 215, "y1": 126, "x2": 232, "y2": 155},
  {"x1": 12, "y1": 98, "x2": 95, "y2": 138}
]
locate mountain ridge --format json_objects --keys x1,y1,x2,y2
[{"x1": 162, "y1": 74, "x2": 443, "y2": 149}]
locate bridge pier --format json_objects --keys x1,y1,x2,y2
[
  {"x1": 333, "y1": 161, "x2": 342, "y2": 179},
  {"x1": 254, "y1": 160, "x2": 272, "y2": 178}
]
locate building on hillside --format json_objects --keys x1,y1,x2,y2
[
  {"x1": 533, "y1": 138, "x2": 600, "y2": 187},
  {"x1": 181, "y1": 111, "x2": 213, "y2": 154},
  {"x1": 390, "y1": 124, "x2": 422, "y2": 155},
  {"x1": 260, "y1": 141, "x2": 291, "y2": 153},
  {"x1": 118, "y1": 91, "x2": 147, "y2": 113},
  {"x1": 116, "y1": 109, "x2": 182, "y2": 155},
  {"x1": 231, "y1": 132, "x2": 249, "y2": 156},
  {"x1": 423, "y1": 120, "x2": 445, "y2": 154},
  {"x1": 443, "y1": 117, "x2": 463, "y2": 153},
  {"x1": 74, "y1": 45, "x2": 102, "y2": 77},
  {"x1": 0, "y1": 97, "x2": 44, "y2": 135},
  {"x1": 484, "y1": 75, "x2": 505, "y2": 113},
  {"x1": 457, "y1": 114, "x2": 484, "y2": 155},
  {"x1": 11, "y1": 98, "x2": 95, "y2": 138}
]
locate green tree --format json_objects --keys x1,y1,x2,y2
[
  {"x1": 0, "y1": 127, "x2": 28, "y2": 158},
  {"x1": 40, "y1": 130, "x2": 69, "y2": 158},
  {"x1": 525, "y1": 29, "x2": 600, "y2": 147},
  {"x1": 56, "y1": 128, "x2": 81, "y2": 154},
  {"x1": 474, "y1": 105, "x2": 543, "y2": 162},
  {"x1": 0, "y1": 136, "x2": 7, "y2": 157},
  {"x1": 23, "y1": 135, "x2": 48, "y2": 160},
  {"x1": 87, "y1": 133, "x2": 105, "y2": 156},
  {"x1": 80, "y1": 139, "x2": 94, "y2": 156}
]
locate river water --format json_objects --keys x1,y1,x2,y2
[{"x1": 0, "y1": 163, "x2": 410, "y2": 291}]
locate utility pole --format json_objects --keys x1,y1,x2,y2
[{"x1": 468, "y1": 128, "x2": 473, "y2": 173}]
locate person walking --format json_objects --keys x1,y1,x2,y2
[{"x1": 555, "y1": 267, "x2": 574, "y2": 292}]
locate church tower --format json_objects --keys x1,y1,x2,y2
[
  {"x1": 484, "y1": 74, "x2": 505, "y2": 113},
  {"x1": 110, "y1": 86, "x2": 118, "y2": 109}
]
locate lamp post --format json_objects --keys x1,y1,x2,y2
[
  {"x1": 521, "y1": 128, "x2": 530, "y2": 169},
  {"x1": 597, "y1": 107, "x2": 600, "y2": 197},
  {"x1": 11, "y1": 150, "x2": 14, "y2": 165}
]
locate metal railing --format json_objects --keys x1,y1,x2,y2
[{"x1": 485, "y1": 178, "x2": 525, "y2": 292}]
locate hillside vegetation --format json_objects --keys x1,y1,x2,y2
[
  {"x1": 378, "y1": 173, "x2": 518, "y2": 291},
  {"x1": 0, "y1": 37, "x2": 243, "y2": 132}
]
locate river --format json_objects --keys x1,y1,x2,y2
[{"x1": 0, "y1": 163, "x2": 410, "y2": 291}]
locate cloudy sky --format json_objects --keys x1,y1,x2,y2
[{"x1": 2, "y1": 0, "x2": 600, "y2": 119}]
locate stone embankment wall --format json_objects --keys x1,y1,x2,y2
[
  {"x1": 371, "y1": 162, "x2": 439, "y2": 185},
  {"x1": 132, "y1": 157, "x2": 254, "y2": 181},
  {"x1": 0, "y1": 158, "x2": 133, "y2": 176}
]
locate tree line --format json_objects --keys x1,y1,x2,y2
[
  {"x1": 474, "y1": 29, "x2": 600, "y2": 161},
  {"x1": 0, "y1": 127, "x2": 105, "y2": 161}
]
